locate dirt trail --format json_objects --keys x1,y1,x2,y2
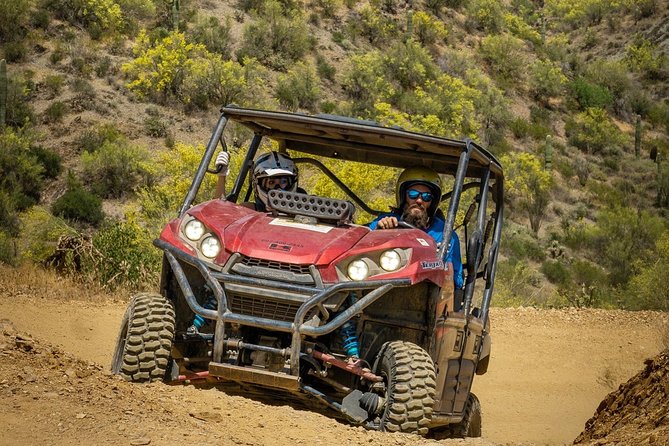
[{"x1": 1, "y1": 291, "x2": 666, "y2": 446}]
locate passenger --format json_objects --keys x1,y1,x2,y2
[
  {"x1": 213, "y1": 150, "x2": 302, "y2": 211},
  {"x1": 368, "y1": 166, "x2": 464, "y2": 291}
]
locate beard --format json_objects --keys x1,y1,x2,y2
[{"x1": 402, "y1": 204, "x2": 429, "y2": 229}]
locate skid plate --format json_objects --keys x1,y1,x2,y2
[{"x1": 209, "y1": 362, "x2": 300, "y2": 391}]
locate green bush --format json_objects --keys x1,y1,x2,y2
[
  {"x1": 509, "y1": 117, "x2": 530, "y2": 139},
  {"x1": 528, "y1": 59, "x2": 567, "y2": 102},
  {"x1": 0, "y1": 127, "x2": 43, "y2": 211},
  {"x1": 627, "y1": 231, "x2": 669, "y2": 310},
  {"x1": 43, "y1": 101, "x2": 68, "y2": 123},
  {"x1": 189, "y1": 15, "x2": 233, "y2": 58},
  {"x1": 52, "y1": 180, "x2": 105, "y2": 226},
  {"x1": 412, "y1": 11, "x2": 448, "y2": 46},
  {"x1": 541, "y1": 259, "x2": 570, "y2": 287},
  {"x1": 0, "y1": 229, "x2": 17, "y2": 265},
  {"x1": 2, "y1": 41, "x2": 28, "y2": 63},
  {"x1": 466, "y1": 0, "x2": 505, "y2": 32},
  {"x1": 29, "y1": 145, "x2": 62, "y2": 179},
  {"x1": 316, "y1": 54, "x2": 336, "y2": 82},
  {"x1": 44, "y1": 74, "x2": 66, "y2": 98},
  {"x1": 275, "y1": 61, "x2": 321, "y2": 111},
  {"x1": 43, "y1": 0, "x2": 123, "y2": 36},
  {"x1": 565, "y1": 107, "x2": 624, "y2": 155},
  {"x1": 501, "y1": 225, "x2": 546, "y2": 262},
  {"x1": 87, "y1": 219, "x2": 161, "y2": 290},
  {"x1": 236, "y1": 0, "x2": 311, "y2": 70},
  {"x1": 77, "y1": 122, "x2": 124, "y2": 152},
  {"x1": 81, "y1": 138, "x2": 154, "y2": 198},
  {"x1": 19, "y1": 205, "x2": 79, "y2": 264},
  {"x1": 341, "y1": 51, "x2": 395, "y2": 115},
  {"x1": 569, "y1": 77, "x2": 613, "y2": 110},
  {"x1": 357, "y1": 5, "x2": 397, "y2": 45},
  {"x1": 479, "y1": 34, "x2": 526, "y2": 85},
  {"x1": 0, "y1": 0, "x2": 33, "y2": 43}
]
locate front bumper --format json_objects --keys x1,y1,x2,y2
[{"x1": 154, "y1": 239, "x2": 411, "y2": 375}]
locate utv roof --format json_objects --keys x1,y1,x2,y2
[{"x1": 221, "y1": 107, "x2": 503, "y2": 180}]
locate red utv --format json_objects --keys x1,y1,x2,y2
[{"x1": 112, "y1": 107, "x2": 504, "y2": 438}]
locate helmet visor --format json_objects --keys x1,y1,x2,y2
[{"x1": 259, "y1": 175, "x2": 296, "y2": 192}]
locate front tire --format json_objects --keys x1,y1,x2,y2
[
  {"x1": 111, "y1": 292, "x2": 175, "y2": 382},
  {"x1": 376, "y1": 341, "x2": 436, "y2": 435}
]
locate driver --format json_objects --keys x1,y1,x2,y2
[
  {"x1": 213, "y1": 150, "x2": 302, "y2": 211},
  {"x1": 368, "y1": 166, "x2": 464, "y2": 291}
]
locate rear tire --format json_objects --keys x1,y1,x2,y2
[
  {"x1": 433, "y1": 392, "x2": 482, "y2": 438},
  {"x1": 376, "y1": 341, "x2": 436, "y2": 435},
  {"x1": 111, "y1": 293, "x2": 175, "y2": 382}
]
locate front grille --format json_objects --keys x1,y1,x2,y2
[
  {"x1": 240, "y1": 256, "x2": 311, "y2": 274},
  {"x1": 228, "y1": 294, "x2": 315, "y2": 322}
]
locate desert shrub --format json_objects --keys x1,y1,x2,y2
[
  {"x1": 0, "y1": 0, "x2": 34, "y2": 43},
  {"x1": 43, "y1": 0, "x2": 123, "y2": 35},
  {"x1": 181, "y1": 56, "x2": 267, "y2": 110},
  {"x1": 467, "y1": 71, "x2": 511, "y2": 145},
  {"x1": 81, "y1": 138, "x2": 154, "y2": 198},
  {"x1": 87, "y1": 218, "x2": 160, "y2": 290},
  {"x1": 528, "y1": 59, "x2": 567, "y2": 102},
  {"x1": 314, "y1": 0, "x2": 341, "y2": 18},
  {"x1": 236, "y1": 0, "x2": 311, "y2": 70},
  {"x1": 569, "y1": 78, "x2": 613, "y2": 111},
  {"x1": 504, "y1": 12, "x2": 541, "y2": 44},
  {"x1": 626, "y1": 231, "x2": 669, "y2": 310},
  {"x1": 44, "y1": 74, "x2": 66, "y2": 98},
  {"x1": 43, "y1": 101, "x2": 68, "y2": 124},
  {"x1": 357, "y1": 5, "x2": 397, "y2": 45},
  {"x1": 466, "y1": 0, "x2": 505, "y2": 33},
  {"x1": 275, "y1": 61, "x2": 321, "y2": 111},
  {"x1": 583, "y1": 59, "x2": 632, "y2": 111},
  {"x1": 3, "y1": 42, "x2": 28, "y2": 63},
  {"x1": 565, "y1": 107, "x2": 624, "y2": 155},
  {"x1": 541, "y1": 259, "x2": 570, "y2": 287},
  {"x1": 509, "y1": 117, "x2": 530, "y2": 139},
  {"x1": 3, "y1": 73, "x2": 35, "y2": 128},
  {"x1": 625, "y1": 37, "x2": 664, "y2": 79},
  {"x1": 479, "y1": 34, "x2": 526, "y2": 85},
  {"x1": 189, "y1": 15, "x2": 233, "y2": 58},
  {"x1": 501, "y1": 224, "x2": 546, "y2": 262},
  {"x1": 425, "y1": 0, "x2": 465, "y2": 14},
  {"x1": 500, "y1": 152, "x2": 553, "y2": 234},
  {"x1": 384, "y1": 40, "x2": 440, "y2": 91},
  {"x1": 144, "y1": 114, "x2": 168, "y2": 137},
  {"x1": 342, "y1": 51, "x2": 395, "y2": 115},
  {"x1": 136, "y1": 142, "x2": 220, "y2": 229},
  {"x1": 116, "y1": 0, "x2": 156, "y2": 22},
  {"x1": 586, "y1": 206, "x2": 666, "y2": 286},
  {"x1": 412, "y1": 11, "x2": 448, "y2": 46},
  {"x1": 0, "y1": 229, "x2": 17, "y2": 265},
  {"x1": 316, "y1": 54, "x2": 336, "y2": 82},
  {"x1": 123, "y1": 30, "x2": 209, "y2": 102},
  {"x1": 95, "y1": 56, "x2": 114, "y2": 77},
  {"x1": 52, "y1": 174, "x2": 105, "y2": 225},
  {"x1": 77, "y1": 122, "x2": 124, "y2": 152},
  {"x1": 556, "y1": 259, "x2": 609, "y2": 308},
  {"x1": 542, "y1": 33, "x2": 570, "y2": 64},
  {"x1": 493, "y1": 259, "x2": 546, "y2": 307},
  {"x1": 18, "y1": 205, "x2": 79, "y2": 264},
  {"x1": 0, "y1": 128, "x2": 43, "y2": 211},
  {"x1": 29, "y1": 145, "x2": 62, "y2": 179}
]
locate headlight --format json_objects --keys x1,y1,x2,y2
[
  {"x1": 347, "y1": 259, "x2": 369, "y2": 281},
  {"x1": 184, "y1": 219, "x2": 205, "y2": 241},
  {"x1": 200, "y1": 236, "x2": 221, "y2": 258},
  {"x1": 379, "y1": 250, "x2": 402, "y2": 271}
]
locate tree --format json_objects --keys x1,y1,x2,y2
[{"x1": 500, "y1": 152, "x2": 553, "y2": 234}]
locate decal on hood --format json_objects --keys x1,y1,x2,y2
[
  {"x1": 269, "y1": 218, "x2": 334, "y2": 233},
  {"x1": 421, "y1": 260, "x2": 444, "y2": 270},
  {"x1": 416, "y1": 238, "x2": 430, "y2": 246}
]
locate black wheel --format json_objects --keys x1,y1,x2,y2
[
  {"x1": 376, "y1": 341, "x2": 436, "y2": 435},
  {"x1": 433, "y1": 393, "x2": 482, "y2": 438},
  {"x1": 111, "y1": 292, "x2": 175, "y2": 382}
]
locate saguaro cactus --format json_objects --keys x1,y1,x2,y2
[
  {"x1": 0, "y1": 59, "x2": 7, "y2": 128},
  {"x1": 405, "y1": 9, "x2": 414, "y2": 42},
  {"x1": 172, "y1": 0, "x2": 180, "y2": 31},
  {"x1": 635, "y1": 114, "x2": 642, "y2": 159},
  {"x1": 544, "y1": 135, "x2": 553, "y2": 170}
]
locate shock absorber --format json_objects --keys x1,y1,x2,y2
[
  {"x1": 339, "y1": 293, "x2": 360, "y2": 358},
  {"x1": 191, "y1": 293, "x2": 217, "y2": 331}
]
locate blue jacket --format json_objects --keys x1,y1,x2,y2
[{"x1": 368, "y1": 212, "x2": 464, "y2": 289}]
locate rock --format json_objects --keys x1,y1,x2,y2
[
  {"x1": 129, "y1": 437, "x2": 151, "y2": 445},
  {"x1": 15, "y1": 336, "x2": 34, "y2": 351}
]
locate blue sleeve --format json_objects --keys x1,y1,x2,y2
[{"x1": 446, "y1": 231, "x2": 464, "y2": 289}]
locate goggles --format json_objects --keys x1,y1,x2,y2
[
  {"x1": 261, "y1": 175, "x2": 293, "y2": 191},
  {"x1": 406, "y1": 189, "x2": 434, "y2": 202}
]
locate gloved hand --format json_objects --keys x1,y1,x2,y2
[{"x1": 215, "y1": 151, "x2": 230, "y2": 176}]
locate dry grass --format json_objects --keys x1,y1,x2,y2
[{"x1": 0, "y1": 263, "x2": 130, "y2": 303}]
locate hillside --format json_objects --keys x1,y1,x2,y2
[{"x1": 1, "y1": 0, "x2": 668, "y2": 305}]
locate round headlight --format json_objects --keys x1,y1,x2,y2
[
  {"x1": 200, "y1": 236, "x2": 221, "y2": 258},
  {"x1": 184, "y1": 219, "x2": 205, "y2": 241},
  {"x1": 380, "y1": 250, "x2": 402, "y2": 271},
  {"x1": 347, "y1": 259, "x2": 369, "y2": 281}
]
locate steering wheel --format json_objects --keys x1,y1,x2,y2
[{"x1": 397, "y1": 220, "x2": 418, "y2": 230}]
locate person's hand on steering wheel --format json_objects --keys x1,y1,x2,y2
[{"x1": 375, "y1": 216, "x2": 399, "y2": 229}]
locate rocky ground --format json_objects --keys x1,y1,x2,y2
[{"x1": 0, "y1": 265, "x2": 668, "y2": 446}]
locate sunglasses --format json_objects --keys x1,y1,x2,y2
[{"x1": 407, "y1": 189, "x2": 434, "y2": 202}]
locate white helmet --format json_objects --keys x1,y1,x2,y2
[{"x1": 252, "y1": 151, "x2": 298, "y2": 207}]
